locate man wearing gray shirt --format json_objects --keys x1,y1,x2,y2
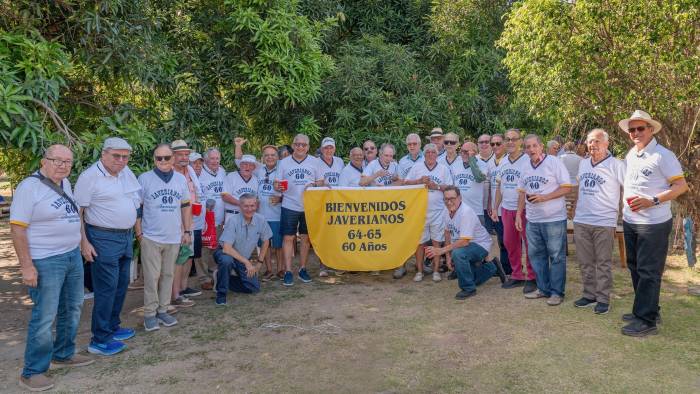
[{"x1": 213, "y1": 193, "x2": 272, "y2": 305}]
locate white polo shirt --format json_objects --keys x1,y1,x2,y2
[
  {"x1": 623, "y1": 138, "x2": 684, "y2": 224},
  {"x1": 255, "y1": 165, "x2": 282, "y2": 222},
  {"x1": 487, "y1": 155, "x2": 508, "y2": 212},
  {"x1": 496, "y1": 152, "x2": 529, "y2": 211},
  {"x1": 138, "y1": 171, "x2": 191, "y2": 244},
  {"x1": 10, "y1": 174, "x2": 81, "y2": 260},
  {"x1": 518, "y1": 155, "x2": 572, "y2": 223},
  {"x1": 574, "y1": 154, "x2": 626, "y2": 228},
  {"x1": 398, "y1": 152, "x2": 424, "y2": 179},
  {"x1": 362, "y1": 159, "x2": 400, "y2": 186},
  {"x1": 338, "y1": 163, "x2": 363, "y2": 187},
  {"x1": 406, "y1": 161, "x2": 453, "y2": 212},
  {"x1": 277, "y1": 155, "x2": 322, "y2": 212},
  {"x1": 478, "y1": 154, "x2": 492, "y2": 210},
  {"x1": 198, "y1": 165, "x2": 227, "y2": 225},
  {"x1": 223, "y1": 171, "x2": 259, "y2": 214},
  {"x1": 437, "y1": 154, "x2": 459, "y2": 171},
  {"x1": 560, "y1": 152, "x2": 583, "y2": 185},
  {"x1": 450, "y1": 160, "x2": 485, "y2": 215},
  {"x1": 74, "y1": 161, "x2": 141, "y2": 229},
  {"x1": 445, "y1": 202, "x2": 492, "y2": 251},
  {"x1": 317, "y1": 156, "x2": 344, "y2": 186}
]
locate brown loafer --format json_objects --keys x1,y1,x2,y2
[
  {"x1": 19, "y1": 373, "x2": 54, "y2": 392},
  {"x1": 51, "y1": 353, "x2": 95, "y2": 368}
]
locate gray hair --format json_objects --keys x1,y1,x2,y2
[
  {"x1": 424, "y1": 143, "x2": 438, "y2": 153},
  {"x1": 380, "y1": 143, "x2": 396, "y2": 155},
  {"x1": 405, "y1": 133, "x2": 421, "y2": 144},
  {"x1": 546, "y1": 140, "x2": 559, "y2": 149},
  {"x1": 205, "y1": 147, "x2": 221, "y2": 158},
  {"x1": 239, "y1": 193, "x2": 258, "y2": 203},
  {"x1": 587, "y1": 128, "x2": 609, "y2": 142},
  {"x1": 524, "y1": 134, "x2": 543, "y2": 145},
  {"x1": 293, "y1": 134, "x2": 310, "y2": 144},
  {"x1": 153, "y1": 143, "x2": 173, "y2": 156},
  {"x1": 44, "y1": 144, "x2": 72, "y2": 158},
  {"x1": 491, "y1": 133, "x2": 504, "y2": 141}
]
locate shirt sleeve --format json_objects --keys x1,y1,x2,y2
[
  {"x1": 659, "y1": 150, "x2": 684, "y2": 182},
  {"x1": 137, "y1": 174, "x2": 146, "y2": 203},
  {"x1": 615, "y1": 159, "x2": 626, "y2": 186},
  {"x1": 555, "y1": 160, "x2": 572, "y2": 187},
  {"x1": 222, "y1": 174, "x2": 232, "y2": 196},
  {"x1": 219, "y1": 218, "x2": 236, "y2": 245},
  {"x1": 9, "y1": 179, "x2": 34, "y2": 227},
  {"x1": 73, "y1": 170, "x2": 94, "y2": 207},
  {"x1": 181, "y1": 178, "x2": 191, "y2": 204}
]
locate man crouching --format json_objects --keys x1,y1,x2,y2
[
  {"x1": 213, "y1": 193, "x2": 272, "y2": 305},
  {"x1": 426, "y1": 186, "x2": 505, "y2": 299}
]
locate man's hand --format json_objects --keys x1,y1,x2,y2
[
  {"x1": 515, "y1": 214, "x2": 523, "y2": 232},
  {"x1": 527, "y1": 193, "x2": 548, "y2": 204},
  {"x1": 425, "y1": 246, "x2": 444, "y2": 259},
  {"x1": 234, "y1": 137, "x2": 247, "y2": 146},
  {"x1": 22, "y1": 264, "x2": 38, "y2": 288},
  {"x1": 490, "y1": 207, "x2": 499, "y2": 222},
  {"x1": 374, "y1": 169, "x2": 389, "y2": 179},
  {"x1": 81, "y1": 239, "x2": 98, "y2": 262},
  {"x1": 245, "y1": 260, "x2": 260, "y2": 278},
  {"x1": 628, "y1": 196, "x2": 654, "y2": 211},
  {"x1": 182, "y1": 232, "x2": 192, "y2": 245}
]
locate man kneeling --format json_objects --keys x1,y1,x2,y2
[
  {"x1": 213, "y1": 193, "x2": 272, "y2": 305},
  {"x1": 426, "y1": 186, "x2": 505, "y2": 299}
]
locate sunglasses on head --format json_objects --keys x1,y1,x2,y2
[
  {"x1": 491, "y1": 142, "x2": 502, "y2": 147},
  {"x1": 627, "y1": 126, "x2": 648, "y2": 134},
  {"x1": 444, "y1": 140, "x2": 458, "y2": 145},
  {"x1": 155, "y1": 155, "x2": 172, "y2": 161}
]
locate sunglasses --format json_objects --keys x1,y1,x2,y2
[
  {"x1": 627, "y1": 126, "x2": 648, "y2": 134},
  {"x1": 478, "y1": 140, "x2": 490, "y2": 144},
  {"x1": 155, "y1": 155, "x2": 172, "y2": 161},
  {"x1": 111, "y1": 153, "x2": 130, "y2": 161},
  {"x1": 504, "y1": 137, "x2": 520, "y2": 142},
  {"x1": 490, "y1": 142, "x2": 502, "y2": 147},
  {"x1": 444, "y1": 140, "x2": 458, "y2": 145},
  {"x1": 364, "y1": 147, "x2": 376, "y2": 151},
  {"x1": 293, "y1": 143, "x2": 308, "y2": 147}
]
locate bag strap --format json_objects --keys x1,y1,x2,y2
[{"x1": 30, "y1": 172, "x2": 80, "y2": 213}]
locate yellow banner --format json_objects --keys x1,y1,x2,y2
[{"x1": 303, "y1": 185, "x2": 427, "y2": 271}]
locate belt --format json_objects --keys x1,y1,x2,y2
[
  {"x1": 86, "y1": 223, "x2": 132, "y2": 233},
  {"x1": 225, "y1": 210, "x2": 239, "y2": 214}
]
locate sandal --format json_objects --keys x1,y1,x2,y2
[{"x1": 262, "y1": 271, "x2": 276, "y2": 282}]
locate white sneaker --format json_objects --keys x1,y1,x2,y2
[
  {"x1": 432, "y1": 272, "x2": 442, "y2": 282},
  {"x1": 84, "y1": 292, "x2": 94, "y2": 300},
  {"x1": 319, "y1": 269, "x2": 329, "y2": 277},
  {"x1": 413, "y1": 272, "x2": 424, "y2": 282}
]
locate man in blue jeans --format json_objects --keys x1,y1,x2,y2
[
  {"x1": 213, "y1": 193, "x2": 272, "y2": 305},
  {"x1": 75, "y1": 137, "x2": 142, "y2": 356},
  {"x1": 516, "y1": 134, "x2": 573, "y2": 306},
  {"x1": 11, "y1": 145, "x2": 94, "y2": 391},
  {"x1": 426, "y1": 186, "x2": 505, "y2": 299}
]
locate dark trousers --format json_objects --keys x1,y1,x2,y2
[
  {"x1": 486, "y1": 213, "x2": 512, "y2": 275},
  {"x1": 86, "y1": 225, "x2": 133, "y2": 344},
  {"x1": 214, "y1": 249, "x2": 260, "y2": 298},
  {"x1": 623, "y1": 219, "x2": 672, "y2": 326}
]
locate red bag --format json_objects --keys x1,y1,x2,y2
[{"x1": 201, "y1": 210, "x2": 217, "y2": 249}]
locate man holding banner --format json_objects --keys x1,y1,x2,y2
[
  {"x1": 361, "y1": 143, "x2": 401, "y2": 187},
  {"x1": 339, "y1": 148, "x2": 365, "y2": 187}
]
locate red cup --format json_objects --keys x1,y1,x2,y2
[
  {"x1": 192, "y1": 202, "x2": 202, "y2": 216},
  {"x1": 626, "y1": 196, "x2": 638, "y2": 211},
  {"x1": 279, "y1": 179, "x2": 288, "y2": 192}
]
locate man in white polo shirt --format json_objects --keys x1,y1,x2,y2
[
  {"x1": 361, "y1": 143, "x2": 401, "y2": 186},
  {"x1": 222, "y1": 155, "x2": 259, "y2": 220},
  {"x1": 485, "y1": 134, "x2": 511, "y2": 277},
  {"x1": 136, "y1": 144, "x2": 192, "y2": 332},
  {"x1": 362, "y1": 139, "x2": 378, "y2": 168},
  {"x1": 339, "y1": 148, "x2": 365, "y2": 187},
  {"x1": 276, "y1": 133, "x2": 323, "y2": 286},
  {"x1": 516, "y1": 134, "x2": 572, "y2": 306},
  {"x1": 572, "y1": 128, "x2": 626, "y2": 315},
  {"x1": 404, "y1": 143, "x2": 453, "y2": 282},
  {"x1": 197, "y1": 148, "x2": 226, "y2": 289},
  {"x1": 425, "y1": 186, "x2": 504, "y2": 300},
  {"x1": 74, "y1": 137, "x2": 141, "y2": 356},
  {"x1": 451, "y1": 142, "x2": 487, "y2": 224},
  {"x1": 618, "y1": 110, "x2": 688, "y2": 337},
  {"x1": 11, "y1": 145, "x2": 93, "y2": 392},
  {"x1": 398, "y1": 133, "x2": 423, "y2": 180},
  {"x1": 317, "y1": 137, "x2": 344, "y2": 187}
]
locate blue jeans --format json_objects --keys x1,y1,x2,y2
[
  {"x1": 86, "y1": 225, "x2": 132, "y2": 344},
  {"x1": 214, "y1": 249, "x2": 260, "y2": 298},
  {"x1": 23, "y1": 247, "x2": 83, "y2": 377},
  {"x1": 526, "y1": 220, "x2": 567, "y2": 297},
  {"x1": 451, "y1": 243, "x2": 496, "y2": 292}
]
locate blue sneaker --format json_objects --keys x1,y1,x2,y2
[
  {"x1": 298, "y1": 268, "x2": 312, "y2": 283},
  {"x1": 113, "y1": 327, "x2": 135, "y2": 341},
  {"x1": 215, "y1": 294, "x2": 227, "y2": 306},
  {"x1": 88, "y1": 340, "x2": 126, "y2": 356},
  {"x1": 283, "y1": 271, "x2": 294, "y2": 287}
]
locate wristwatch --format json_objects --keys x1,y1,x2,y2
[
  {"x1": 184, "y1": 230, "x2": 192, "y2": 234},
  {"x1": 652, "y1": 196, "x2": 660, "y2": 206}
]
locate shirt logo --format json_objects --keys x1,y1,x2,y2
[{"x1": 524, "y1": 175, "x2": 548, "y2": 191}]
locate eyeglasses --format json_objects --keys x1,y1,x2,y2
[
  {"x1": 293, "y1": 143, "x2": 308, "y2": 147},
  {"x1": 364, "y1": 147, "x2": 376, "y2": 151},
  {"x1": 490, "y1": 142, "x2": 502, "y2": 147},
  {"x1": 444, "y1": 140, "x2": 458, "y2": 145},
  {"x1": 111, "y1": 153, "x2": 130, "y2": 161},
  {"x1": 406, "y1": 142, "x2": 419, "y2": 146},
  {"x1": 46, "y1": 158, "x2": 73, "y2": 167},
  {"x1": 627, "y1": 126, "x2": 648, "y2": 134},
  {"x1": 443, "y1": 197, "x2": 458, "y2": 202},
  {"x1": 155, "y1": 155, "x2": 172, "y2": 161},
  {"x1": 505, "y1": 137, "x2": 520, "y2": 142},
  {"x1": 478, "y1": 140, "x2": 490, "y2": 144}
]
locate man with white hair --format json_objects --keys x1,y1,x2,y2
[
  {"x1": 339, "y1": 148, "x2": 365, "y2": 187},
  {"x1": 197, "y1": 147, "x2": 226, "y2": 289},
  {"x1": 404, "y1": 143, "x2": 454, "y2": 282},
  {"x1": 452, "y1": 141, "x2": 487, "y2": 224},
  {"x1": 398, "y1": 133, "x2": 424, "y2": 180},
  {"x1": 516, "y1": 134, "x2": 572, "y2": 306},
  {"x1": 546, "y1": 140, "x2": 560, "y2": 156},
  {"x1": 618, "y1": 110, "x2": 688, "y2": 336},
  {"x1": 222, "y1": 155, "x2": 259, "y2": 220},
  {"x1": 361, "y1": 143, "x2": 401, "y2": 186},
  {"x1": 75, "y1": 137, "x2": 141, "y2": 356},
  {"x1": 437, "y1": 132, "x2": 460, "y2": 168},
  {"x1": 572, "y1": 129, "x2": 625, "y2": 315},
  {"x1": 276, "y1": 133, "x2": 323, "y2": 286}
]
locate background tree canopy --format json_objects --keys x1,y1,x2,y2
[{"x1": 1, "y1": 0, "x2": 698, "y2": 218}]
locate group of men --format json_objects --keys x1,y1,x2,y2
[{"x1": 9, "y1": 109, "x2": 687, "y2": 391}]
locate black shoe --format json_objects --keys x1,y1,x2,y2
[
  {"x1": 573, "y1": 297, "x2": 596, "y2": 308},
  {"x1": 622, "y1": 313, "x2": 662, "y2": 324},
  {"x1": 447, "y1": 271, "x2": 457, "y2": 280},
  {"x1": 523, "y1": 280, "x2": 537, "y2": 294},
  {"x1": 491, "y1": 258, "x2": 506, "y2": 284},
  {"x1": 455, "y1": 289, "x2": 476, "y2": 300},
  {"x1": 180, "y1": 287, "x2": 202, "y2": 297},
  {"x1": 594, "y1": 302, "x2": 610, "y2": 315},
  {"x1": 621, "y1": 319, "x2": 658, "y2": 337},
  {"x1": 501, "y1": 279, "x2": 525, "y2": 289},
  {"x1": 439, "y1": 263, "x2": 449, "y2": 273}
]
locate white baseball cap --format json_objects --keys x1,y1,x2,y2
[
  {"x1": 240, "y1": 154, "x2": 257, "y2": 164},
  {"x1": 321, "y1": 137, "x2": 336, "y2": 148},
  {"x1": 189, "y1": 152, "x2": 203, "y2": 162}
]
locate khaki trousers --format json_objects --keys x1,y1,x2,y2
[
  {"x1": 197, "y1": 225, "x2": 222, "y2": 283},
  {"x1": 573, "y1": 222, "x2": 615, "y2": 304},
  {"x1": 141, "y1": 237, "x2": 179, "y2": 317}
]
